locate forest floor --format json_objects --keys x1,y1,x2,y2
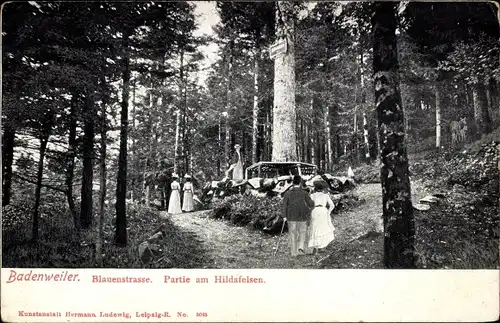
[{"x1": 163, "y1": 183, "x2": 428, "y2": 269}]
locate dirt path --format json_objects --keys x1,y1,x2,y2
[{"x1": 164, "y1": 182, "x2": 425, "y2": 269}]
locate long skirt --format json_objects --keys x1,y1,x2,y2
[
  {"x1": 308, "y1": 206, "x2": 335, "y2": 249},
  {"x1": 182, "y1": 191, "x2": 194, "y2": 212},
  {"x1": 168, "y1": 190, "x2": 182, "y2": 214},
  {"x1": 288, "y1": 221, "x2": 313, "y2": 256}
]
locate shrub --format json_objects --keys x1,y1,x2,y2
[
  {"x1": 211, "y1": 195, "x2": 282, "y2": 232},
  {"x1": 353, "y1": 162, "x2": 381, "y2": 183}
]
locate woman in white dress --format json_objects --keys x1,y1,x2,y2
[
  {"x1": 308, "y1": 180, "x2": 335, "y2": 254},
  {"x1": 168, "y1": 173, "x2": 182, "y2": 215},
  {"x1": 182, "y1": 174, "x2": 195, "y2": 212}
]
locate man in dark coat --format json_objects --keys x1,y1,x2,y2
[{"x1": 282, "y1": 175, "x2": 315, "y2": 256}]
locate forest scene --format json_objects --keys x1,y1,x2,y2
[{"x1": 2, "y1": 1, "x2": 499, "y2": 270}]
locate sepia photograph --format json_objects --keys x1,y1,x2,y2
[{"x1": 2, "y1": 0, "x2": 499, "y2": 274}]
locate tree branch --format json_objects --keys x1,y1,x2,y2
[{"x1": 13, "y1": 173, "x2": 69, "y2": 194}]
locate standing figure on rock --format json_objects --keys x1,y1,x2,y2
[
  {"x1": 182, "y1": 174, "x2": 195, "y2": 212},
  {"x1": 168, "y1": 173, "x2": 182, "y2": 215},
  {"x1": 308, "y1": 180, "x2": 335, "y2": 255},
  {"x1": 225, "y1": 144, "x2": 244, "y2": 181}
]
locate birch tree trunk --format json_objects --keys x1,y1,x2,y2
[
  {"x1": 435, "y1": 84, "x2": 442, "y2": 149},
  {"x1": 372, "y1": 2, "x2": 415, "y2": 269},
  {"x1": 272, "y1": 1, "x2": 297, "y2": 162}
]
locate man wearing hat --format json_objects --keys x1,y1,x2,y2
[
  {"x1": 282, "y1": 175, "x2": 315, "y2": 256},
  {"x1": 182, "y1": 174, "x2": 195, "y2": 212},
  {"x1": 168, "y1": 173, "x2": 182, "y2": 214}
]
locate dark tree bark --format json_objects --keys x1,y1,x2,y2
[
  {"x1": 97, "y1": 66, "x2": 109, "y2": 266},
  {"x1": 32, "y1": 135, "x2": 49, "y2": 241},
  {"x1": 115, "y1": 31, "x2": 130, "y2": 246},
  {"x1": 66, "y1": 92, "x2": 79, "y2": 230},
  {"x1": 80, "y1": 94, "x2": 95, "y2": 229},
  {"x1": 2, "y1": 124, "x2": 15, "y2": 206},
  {"x1": 372, "y1": 2, "x2": 415, "y2": 269},
  {"x1": 476, "y1": 82, "x2": 492, "y2": 134}
]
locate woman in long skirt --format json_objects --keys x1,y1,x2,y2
[
  {"x1": 182, "y1": 174, "x2": 195, "y2": 212},
  {"x1": 308, "y1": 180, "x2": 335, "y2": 254},
  {"x1": 168, "y1": 173, "x2": 182, "y2": 214}
]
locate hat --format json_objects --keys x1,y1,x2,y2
[
  {"x1": 184, "y1": 174, "x2": 192, "y2": 179},
  {"x1": 313, "y1": 179, "x2": 329, "y2": 191},
  {"x1": 172, "y1": 173, "x2": 179, "y2": 178}
]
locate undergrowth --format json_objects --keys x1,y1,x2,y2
[{"x1": 2, "y1": 197, "x2": 211, "y2": 268}]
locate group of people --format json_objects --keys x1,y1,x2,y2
[
  {"x1": 282, "y1": 175, "x2": 336, "y2": 257},
  {"x1": 167, "y1": 173, "x2": 195, "y2": 215}
]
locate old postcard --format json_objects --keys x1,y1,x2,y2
[{"x1": 1, "y1": 1, "x2": 499, "y2": 322}]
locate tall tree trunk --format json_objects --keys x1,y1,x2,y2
[
  {"x1": 174, "y1": 109, "x2": 181, "y2": 175},
  {"x1": 372, "y1": 2, "x2": 415, "y2": 269},
  {"x1": 182, "y1": 71, "x2": 189, "y2": 175},
  {"x1": 300, "y1": 119, "x2": 306, "y2": 162},
  {"x1": 305, "y1": 120, "x2": 310, "y2": 163},
  {"x1": 363, "y1": 112, "x2": 370, "y2": 160},
  {"x1": 265, "y1": 110, "x2": 271, "y2": 161},
  {"x1": 66, "y1": 92, "x2": 78, "y2": 230},
  {"x1": 472, "y1": 83, "x2": 482, "y2": 137},
  {"x1": 309, "y1": 98, "x2": 315, "y2": 165},
  {"x1": 477, "y1": 82, "x2": 492, "y2": 134},
  {"x1": 146, "y1": 90, "x2": 159, "y2": 202},
  {"x1": 2, "y1": 124, "x2": 15, "y2": 206},
  {"x1": 115, "y1": 31, "x2": 130, "y2": 246},
  {"x1": 472, "y1": 82, "x2": 492, "y2": 135},
  {"x1": 272, "y1": 1, "x2": 297, "y2": 162},
  {"x1": 324, "y1": 105, "x2": 331, "y2": 170},
  {"x1": 224, "y1": 44, "x2": 233, "y2": 168},
  {"x1": 80, "y1": 94, "x2": 95, "y2": 229},
  {"x1": 97, "y1": 74, "x2": 108, "y2": 267},
  {"x1": 32, "y1": 135, "x2": 49, "y2": 241},
  {"x1": 435, "y1": 84, "x2": 442, "y2": 149},
  {"x1": 252, "y1": 50, "x2": 260, "y2": 164},
  {"x1": 131, "y1": 77, "x2": 137, "y2": 202},
  {"x1": 217, "y1": 116, "x2": 221, "y2": 177}
]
